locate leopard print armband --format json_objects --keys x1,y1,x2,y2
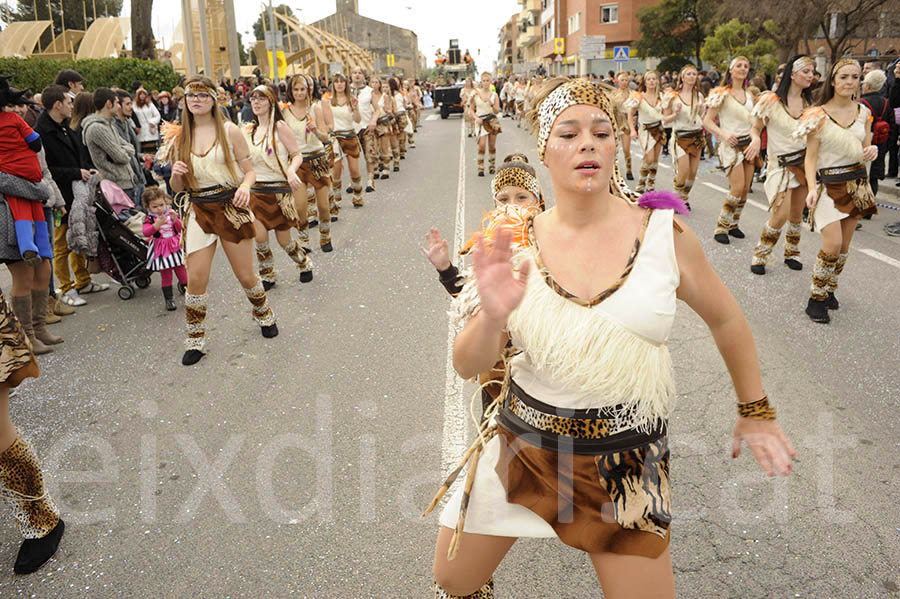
[{"x1": 737, "y1": 396, "x2": 776, "y2": 420}]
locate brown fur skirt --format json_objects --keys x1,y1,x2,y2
[{"x1": 250, "y1": 188, "x2": 298, "y2": 231}]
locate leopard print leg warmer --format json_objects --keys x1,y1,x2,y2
[
  {"x1": 330, "y1": 180, "x2": 341, "y2": 219},
  {"x1": 351, "y1": 177, "x2": 364, "y2": 207},
  {"x1": 255, "y1": 241, "x2": 276, "y2": 284},
  {"x1": 184, "y1": 292, "x2": 208, "y2": 353},
  {"x1": 731, "y1": 195, "x2": 748, "y2": 229},
  {"x1": 784, "y1": 221, "x2": 802, "y2": 261},
  {"x1": 434, "y1": 578, "x2": 494, "y2": 599},
  {"x1": 715, "y1": 195, "x2": 740, "y2": 236},
  {"x1": 285, "y1": 240, "x2": 311, "y2": 272},
  {"x1": 625, "y1": 151, "x2": 633, "y2": 176},
  {"x1": 319, "y1": 221, "x2": 332, "y2": 248},
  {"x1": 810, "y1": 250, "x2": 838, "y2": 300},
  {"x1": 488, "y1": 151, "x2": 496, "y2": 174},
  {"x1": 752, "y1": 224, "x2": 782, "y2": 266},
  {"x1": 826, "y1": 252, "x2": 848, "y2": 294},
  {"x1": 477, "y1": 151, "x2": 485, "y2": 175},
  {"x1": 636, "y1": 165, "x2": 649, "y2": 193},
  {"x1": 647, "y1": 165, "x2": 658, "y2": 191},
  {"x1": 243, "y1": 281, "x2": 276, "y2": 327},
  {"x1": 0, "y1": 436, "x2": 60, "y2": 540}
]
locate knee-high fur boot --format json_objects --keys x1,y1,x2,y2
[
  {"x1": 488, "y1": 151, "x2": 496, "y2": 175},
  {"x1": 824, "y1": 252, "x2": 848, "y2": 310},
  {"x1": 783, "y1": 221, "x2": 803, "y2": 270},
  {"x1": 477, "y1": 150, "x2": 485, "y2": 177},
  {"x1": 243, "y1": 281, "x2": 277, "y2": 335},
  {"x1": 646, "y1": 165, "x2": 658, "y2": 191},
  {"x1": 330, "y1": 180, "x2": 341, "y2": 222},
  {"x1": 183, "y1": 292, "x2": 208, "y2": 364},
  {"x1": 351, "y1": 177, "x2": 364, "y2": 208},
  {"x1": 0, "y1": 435, "x2": 64, "y2": 574},
  {"x1": 730, "y1": 196, "x2": 748, "y2": 236},
  {"x1": 636, "y1": 165, "x2": 649, "y2": 193},
  {"x1": 750, "y1": 224, "x2": 782, "y2": 274},
  {"x1": 807, "y1": 250, "x2": 838, "y2": 323},
  {"x1": 255, "y1": 241, "x2": 276, "y2": 289},
  {"x1": 285, "y1": 240, "x2": 313, "y2": 283},
  {"x1": 714, "y1": 195, "x2": 740, "y2": 242}
]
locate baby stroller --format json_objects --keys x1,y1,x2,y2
[{"x1": 93, "y1": 181, "x2": 152, "y2": 300}]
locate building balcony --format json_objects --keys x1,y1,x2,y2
[
  {"x1": 518, "y1": 0, "x2": 541, "y2": 15},
  {"x1": 518, "y1": 25, "x2": 539, "y2": 47}
]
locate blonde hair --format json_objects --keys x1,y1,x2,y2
[
  {"x1": 676, "y1": 64, "x2": 700, "y2": 113},
  {"x1": 175, "y1": 76, "x2": 240, "y2": 189},
  {"x1": 329, "y1": 73, "x2": 350, "y2": 107}
]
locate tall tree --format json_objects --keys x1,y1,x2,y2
[
  {"x1": 701, "y1": 18, "x2": 779, "y2": 75},
  {"x1": 635, "y1": 0, "x2": 716, "y2": 67},
  {"x1": 714, "y1": 0, "x2": 825, "y2": 62},
  {"x1": 817, "y1": 0, "x2": 897, "y2": 58},
  {"x1": 10, "y1": 0, "x2": 124, "y2": 50},
  {"x1": 252, "y1": 4, "x2": 294, "y2": 41},
  {"x1": 131, "y1": 0, "x2": 154, "y2": 59}
]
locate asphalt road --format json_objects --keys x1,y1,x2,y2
[{"x1": 0, "y1": 109, "x2": 898, "y2": 598}]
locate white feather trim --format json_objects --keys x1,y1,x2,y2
[
  {"x1": 623, "y1": 92, "x2": 640, "y2": 110},
  {"x1": 705, "y1": 87, "x2": 727, "y2": 108},
  {"x1": 660, "y1": 90, "x2": 677, "y2": 111},
  {"x1": 750, "y1": 91, "x2": 778, "y2": 119},
  {"x1": 793, "y1": 107, "x2": 826, "y2": 139},
  {"x1": 506, "y1": 250, "x2": 676, "y2": 433},
  {"x1": 449, "y1": 268, "x2": 480, "y2": 326}
]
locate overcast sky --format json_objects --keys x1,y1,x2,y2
[{"x1": 114, "y1": 0, "x2": 521, "y2": 73}]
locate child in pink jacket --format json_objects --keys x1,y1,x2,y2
[{"x1": 141, "y1": 187, "x2": 186, "y2": 311}]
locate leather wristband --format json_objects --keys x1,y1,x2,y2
[{"x1": 737, "y1": 396, "x2": 776, "y2": 420}]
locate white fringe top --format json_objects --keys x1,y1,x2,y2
[{"x1": 452, "y1": 208, "x2": 681, "y2": 433}]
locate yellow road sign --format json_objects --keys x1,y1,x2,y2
[
  {"x1": 268, "y1": 50, "x2": 287, "y2": 79},
  {"x1": 554, "y1": 37, "x2": 565, "y2": 55},
  {"x1": 387, "y1": 54, "x2": 395, "y2": 67}
]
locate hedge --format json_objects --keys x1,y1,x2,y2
[{"x1": 0, "y1": 57, "x2": 179, "y2": 94}]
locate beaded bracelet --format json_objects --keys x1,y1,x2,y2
[{"x1": 737, "y1": 396, "x2": 776, "y2": 420}]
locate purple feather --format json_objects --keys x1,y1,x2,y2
[{"x1": 638, "y1": 190, "x2": 689, "y2": 215}]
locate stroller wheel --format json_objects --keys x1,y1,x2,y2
[
  {"x1": 118, "y1": 286, "x2": 135, "y2": 300},
  {"x1": 135, "y1": 276, "x2": 151, "y2": 289}
]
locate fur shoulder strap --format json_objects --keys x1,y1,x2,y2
[
  {"x1": 623, "y1": 92, "x2": 641, "y2": 110},
  {"x1": 156, "y1": 122, "x2": 182, "y2": 163},
  {"x1": 705, "y1": 86, "x2": 728, "y2": 108},
  {"x1": 793, "y1": 106, "x2": 826, "y2": 139},
  {"x1": 750, "y1": 91, "x2": 780, "y2": 119},
  {"x1": 660, "y1": 89, "x2": 678, "y2": 110}
]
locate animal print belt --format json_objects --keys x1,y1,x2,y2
[
  {"x1": 818, "y1": 163, "x2": 867, "y2": 183},
  {"x1": 187, "y1": 185, "x2": 236, "y2": 203},
  {"x1": 496, "y1": 379, "x2": 667, "y2": 455}
]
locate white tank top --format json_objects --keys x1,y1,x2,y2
[
  {"x1": 639, "y1": 94, "x2": 663, "y2": 124},
  {"x1": 283, "y1": 105, "x2": 324, "y2": 154},
  {"x1": 751, "y1": 92, "x2": 805, "y2": 157},
  {"x1": 507, "y1": 208, "x2": 680, "y2": 418},
  {"x1": 244, "y1": 125, "x2": 289, "y2": 182},
  {"x1": 473, "y1": 91, "x2": 496, "y2": 117},
  {"x1": 666, "y1": 91, "x2": 704, "y2": 131},
  {"x1": 351, "y1": 85, "x2": 373, "y2": 131},
  {"x1": 191, "y1": 137, "x2": 239, "y2": 188},
  {"x1": 331, "y1": 101, "x2": 356, "y2": 132},
  {"x1": 714, "y1": 90, "x2": 753, "y2": 136},
  {"x1": 815, "y1": 105, "x2": 868, "y2": 168},
  {"x1": 393, "y1": 91, "x2": 406, "y2": 114}
]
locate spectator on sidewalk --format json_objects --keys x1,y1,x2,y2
[
  {"x1": 133, "y1": 89, "x2": 161, "y2": 153},
  {"x1": 35, "y1": 85, "x2": 109, "y2": 308},
  {"x1": 860, "y1": 70, "x2": 888, "y2": 197},
  {"x1": 83, "y1": 88, "x2": 139, "y2": 200},
  {"x1": 54, "y1": 69, "x2": 83, "y2": 99},
  {"x1": 112, "y1": 90, "x2": 145, "y2": 201}
]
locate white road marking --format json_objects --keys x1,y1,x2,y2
[
  {"x1": 426, "y1": 114, "x2": 440, "y2": 121},
  {"x1": 442, "y1": 119, "x2": 468, "y2": 474},
  {"x1": 700, "y1": 181, "x2": 774, "y2": 212},
  {"x1": 858, "y1": 248, "x2": 900, "y2": 270}
]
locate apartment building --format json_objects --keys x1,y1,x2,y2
[
  {"x1": 498, "y1": 12, "x2": 521, "y2": 77},
  {"x1": 534, "y1": 0, "x2": 657, "y2": 76}
]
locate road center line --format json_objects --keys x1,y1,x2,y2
[
  {"x1": 442, "y1": 119, "x2": 468, "y2": 474},
  {"x1": 857, "y1": 248, "x2": 900, "y2": 270},
  {"x1": 701, "y1": 181, "x2": 768, "y2": 212}
]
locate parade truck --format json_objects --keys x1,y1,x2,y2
[{"x1": 433, "y1": 39, "x2": 475, "y2": 119}]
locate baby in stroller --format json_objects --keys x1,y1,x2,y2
[{"x1": 141, "y1": 188, "x2": 186, "y2": 311}]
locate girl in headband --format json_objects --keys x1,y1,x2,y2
[
  {"x1": 611, "y1": 71, "x2": 635, "y2": 180},
  {"x1": 369, "y1": 77, "x2": 395, "y2": 180},
  {"x1": 469, "y1": 72, "x2": 502, "y2": 177},
  {"x1": 283, "y1": 74, "x2": 335, "y2": 253},
  {"x1": 794, "y1": 58, "x2": 878, "y2": 324},
  {"x1": 424, "y1": 78, "x2": 794, "y2": 599},
  {"x1": 704, "y1": 56, "x2": 761, "y2": 243},
  {"x1": 161, "y1": 76, "x2": 278, "y2": 366},
  {"x1": 243, "y1": 84, "x2": 312, "y2": 288},
  {"x1": 662, "y1": 64, "x2": 706, "y2": 210},
  {"x1": 748, "y1": 55, "x2": 816, "y2": 275},
  {"x1": 328, "y1": 73, "x2": 364, "y2": 209},
  {"x1": 460, "y1": 77, "x2": 477, "y2": 138},
  {"x1": 626, "y1": 70, "x2": 666, "y2": 193}
]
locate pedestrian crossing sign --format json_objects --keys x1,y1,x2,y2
[
  {"x1": 613, "y1": 46, "x2": 630, "y2": 61},
  {"x1": 387, "y1": 54, "x2": 396, "y2": 67},
  {"x1": 554, "y1": 38, "x2": 565, "y2": 54}
]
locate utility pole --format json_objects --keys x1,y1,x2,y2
[
  {"x1": 181, "y1": 0, "x2": 196, "y2": 75},
  {"x1": 223, "y1": 0, "x2": 240, "y2": 81},
  {"x1": 266, "y1": 0, "x2": 279, "y2": 86}
]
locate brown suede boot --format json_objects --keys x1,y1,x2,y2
[
  {"x1": 52, "y1": 295, "x2": 75, "y2": 316},
  {"x1": 45, "y1": 303, "x2": 61, "y2": 324},
  {"x1": 10, "y1": 296, "x2": 51, "y2": 355},
  {"x1": 30, "y1": 291, "x2": 63, "y2": 345}
]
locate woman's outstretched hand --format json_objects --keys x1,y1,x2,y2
[
  {"x1": 732, "y1": 418, "x2": 796, "y2": 477},
  {"x1": 421, "y1": 228, "x2": 451, "y2": 271},
  {"x1": 471, "y1": 227, "x2": 531, "y2": 325}
]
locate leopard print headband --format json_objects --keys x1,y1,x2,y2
[
  {"x1": 491, "y1": 167, "x2": 542, "y2": 205},
  {"x1": 536, "y1": 79, "x2": 640, "y2": 203},
  {"x1": 186, "y1": 81, "x2": 218, "y2": 100}
]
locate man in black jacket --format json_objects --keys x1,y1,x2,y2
[{"x1": 35, "y1": 85, "x2": 108, "y2": 308}]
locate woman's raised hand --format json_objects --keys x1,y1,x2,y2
[
  {"x1": 732, "y1": 418, "x2": 796, "y2": 477},
  {"x1": 421, "y1": 228, "x2": 451, "y2": 271},
  {"x1": 471, "y1": 227, "x2": 531, "y2": 325}
]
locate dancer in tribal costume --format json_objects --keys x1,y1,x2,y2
[
  {"x1": 0, "y1": 290, "x2": 64, "y2": 573},
  {"x1": 242, "y1": 84, "x2": 312, "y2": 288},
  {"x1": 308, "y1": 78, "x2": 341, "y2": 223},
  {"x1": 370, "y1": 77, "x2": 394, "y2": 181},
  {"x1": 160, "y1": 76, "x2": 278, "y2": 366},
  {"x1": 612, "y1": 72, "x2": 635, "y2": 180},
  {"x1": 794, "y1": 58, "x2": 878, "y2": 323},
  {"x1": 461, "y1": 78, "x2": 477, "y2": 138},
  {"x1": 661, "y1": 64, "x2": 706, "y2": 211},
  {"x1": 329, "y1": 74, "x2": 364, "y2": 210},
  {"x1": 423, "y1": 77, "x2": 794, "y2": 599},
  {"x1": 748, "y1": 55, "x2": 815, "y2": 275},
  {"x1": 469, "y1": 72, "x2": 502, "y2": 177},
  {"x1": 350, "y1": 67, "x2": 378, "y2": 193},
  {"x1": 390, "y1": 77, "x2": 412, "y2": 163},
  {"x1": 626, "y1": 70, "x2": 665, "y2": 193},
  {"x1": 704, "y1": 57, "x2": 761, "y2": 243},
  {"x1": 283, "y1": 75, "x2": 334, "y2": 253},
  {"x1": 403, "y1": 79, "x2": 419, "y2": 147}
]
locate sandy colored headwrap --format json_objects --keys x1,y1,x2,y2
[
  {"x1": 831, "y1": 57, "x2": 859, "y2": 77},
  {"x1": 185, "y1": 80, "x2": 218, "y2": 100},
  {"x1": 536, "y1": 79, "x2": 640, "y2": 202},
  {"x1": 792, "y1": 56, "x2": 815, "y2": 73},
  {"x1": 250, "y1": 84, "x2": 277, "y2": 106}
]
